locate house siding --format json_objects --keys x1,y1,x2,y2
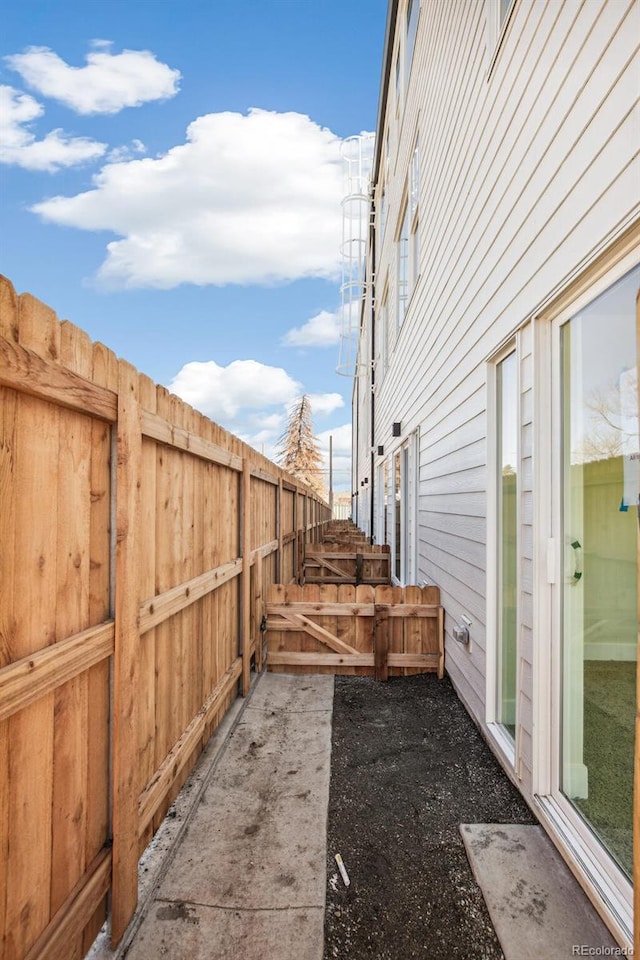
[{"x1": 355, "y1": 0, "x2": 639, "y2": 908}]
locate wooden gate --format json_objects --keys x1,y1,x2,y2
[
  {"x1": 266, "y1": 583, "x2": 444, "y2": 679},
  {"x1": 303, "y1": 543, "x2": 390, "y2": 585}
]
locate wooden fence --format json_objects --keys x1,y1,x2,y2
[
  {"x1": 303, "y1": 543, "x2": 390, "y2": 585},
  {"x1": 322, "y1": 519, "x2": 368, "y2": 544},
  {"x1": 0, "y1": 276, "x2": 330, "y2": 959},
  {"x1": 266, "y1": 584, "x2": 444, "y2": 679}
]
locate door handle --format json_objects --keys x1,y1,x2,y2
[{"x1": 570, "y1": 539, "x2": 582, "y2": 584}]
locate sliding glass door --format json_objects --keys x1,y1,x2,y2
[{"x1": 558, "y1": 265, "x2": 639, "y2": 878}]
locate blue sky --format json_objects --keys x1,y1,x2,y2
[{"x1": 0, "y1": 0, "x2": 387, "y2": 490}]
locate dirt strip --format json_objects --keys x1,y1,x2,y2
[{"x1": 323, "y1": 674, "x2": 535, "y2": 960}]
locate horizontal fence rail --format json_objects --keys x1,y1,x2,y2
[{"x1": 0, "y1": 275, "x2": 331, "y2": 959}]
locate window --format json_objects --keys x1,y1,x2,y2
[
  {"x1": 499, "y1": 0, "x2": 513, "y2": 24},
  {"x1": 390, "y1": 433, "x2": 418, "y2": 584},
  {"x1": 393, "y1": 449, "x2": 404, "y2": 581},
  {"x1": 385, "y1": 127, "x2": 390, "y2": 179},
  {"x1": 406, "y1": 0, "x2": 419, "y2": 83},
  {"x1": 486, "y1": 0, "x2": 514, "y2": 64},
  {"x1": 396, "y1": 141, "x2": 419, "y2": 336},
  {"x1": 379, "y1": 183, "x2": 387, "y2": 246},
  {"x1": 409, "y1": 136, "x2": 419, "y2": 291},
  {"x1": 377, "y1": 460, "x2": 389, "y2": 546},
  {"x1": 376, "y1": 286, "x2": 388, "y2": 381},
  {"x1": 496, "y1": 350, "x2": 518, "y2": 739},
  {"x1": 396, "y1": 202, "x2": 409, "y2": 332}
]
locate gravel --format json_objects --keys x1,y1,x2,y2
[{"x1": 323, "y1": 673, "x2": 535, "y2": 960}]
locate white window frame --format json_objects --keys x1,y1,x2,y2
[
  {"x1": 485, "y1": 0, "x2": 515, "y2": 75},
  {"x1": 390, "y1": 430, "x2": 419, "y2": 586},
  {"x1": 396, "y1": 198, "x2": 410, "y2": 334},
  {"x1": 409, "y1": 135, "x2": 419, "y2": 296},
  {"x1": 376, "y1": 460, "x2": 388, "y2": 546},
  {"x1": 378, "y1": 180, "x2": 387, "y2": 249},
  {"x1": 531, "y1": 237, "x2": 640, "y2": 952},
  {"x1": 405, "y1": 0, "x2": 420, "y2": 86},
  {"x1": 486, "y1": 336, "x2": 521, "y2": 769},
  {"x1": 376, "y1": 282, "x2": 389, "y2": 384}
]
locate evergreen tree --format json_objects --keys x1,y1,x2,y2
[{"x1": 276, "y1": 394, "x2": 325, "y2": 498}]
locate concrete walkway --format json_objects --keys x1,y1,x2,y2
[
  {"x1": 123, "y1": 674, "x2": 333, "y2": 960},
  {"x1": 90, "y1": 671, "x2": 622, "y2": 960}
]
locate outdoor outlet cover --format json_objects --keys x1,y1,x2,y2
[{"x1": 453, "y1": 624, "x2": 470, "y2": 645}]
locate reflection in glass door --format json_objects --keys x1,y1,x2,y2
[
  {"x1": 497, "y1": 351, "x2": 518, "y2": 739},
  {"x1": 560, "y1": 265, "x2": 639, "y2": 878}
]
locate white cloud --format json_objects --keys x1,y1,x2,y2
[
  {"x1": 307, "y1": 393, "x2": 344, "y2": 416},
  {"x1": 282, "y1": 309, "x2": 340, "y2": 347},
  {"x1": 106, "y1": 139, "x2": 146, "y2": 164},
  {"x1": 0, "y1": 84, "x2": 106, "y2": 172},
  {"x1": 317, "y1": 423, "x2": 352, "y2": 456},
  {"x1": 5, "y1": 42, "x2": 180, "y2": 115},
  {"x1": 169, "y1": 358, "x2": 301, "y2": 421},
  {"x1": 315, "y1": 424, "x2": 353, "y2": 489},
  {"x1": 30, "y1": 108, "x2": 344, "y2": 288}
]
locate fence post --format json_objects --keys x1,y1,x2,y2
[
  {"x1": 241, "y1": 458, "x2": 251, "y2": 695},
  {"x1": 438, "y1": 606, "x2": 445, "y2": 680},
  {"x1": 374, "y1": 604, "x2": 389, "y2": 682},
  {"x1": 277, "y1": 478, "x2": 283, "y2": 584},
  {"x1": 255, "y1": 554, "x2": 264, "y2": 673},
  {"x1": 111, "y1": 360, "x2": 142, "y2": 946}
]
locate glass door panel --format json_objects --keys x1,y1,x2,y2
[
  {"x1": 560, "y1": 265, "x2": 639, "y2": 877},
  {"x1": 394, "y1": 451, "x2": 402, "y2": 581},
  {"x1": 497, "y1": 351, "x2": 518, "y2": 738}
]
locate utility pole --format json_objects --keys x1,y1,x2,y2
[{"x1": 329, "y1": 434, "x2": 334, "y2": 517}]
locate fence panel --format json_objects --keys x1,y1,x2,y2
[
  {"x1": 304, "y1": 543, "x2": 390, "y2": 585},
  {"x1": 0, "y1": 288, "x2": 114, "y2": 960},
  {"x1": 266, "y1": 583, "x2": 444, "y2": 678},
  {"x1": 0, "y1": 275, "x2": 330, "y2": 958}
]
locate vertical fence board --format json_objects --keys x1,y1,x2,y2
[
  {"x1": 50, "y1": 325, "x2": 93, "y2": 957},
  {"x1": 0, "y1": 278, "x2": 17, "y2": 960},
  {"x1": 152, "y1": 387, "x2": 173, "y2": 830},
  {"x1": 83, "y1": 341, "x2": 116, "y2": 951},
  {"x1": 191, "y1": 411, "x2": 205, "y2": 740},
  {"x1": 0, "y1": 385, "x2": 14, "y2": 953},
  {"x1": 337, "y1": 584, "x2": 356, "y2": 677},
  {"x1": 5, "y1": 292, "x2": 60, "y2": 958},
  {"x1": 242, "y1": 460, "x2": 252, "y2": 694},
  {"x1": 111, "y1": 360, "x2": 142, "y2": 946},
  {"x1": 137, "y1": 374, "x2": 157, "y2": 854}
]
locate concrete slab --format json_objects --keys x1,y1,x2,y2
[
  {"x1": 127, "y1": 902, "x2": 324, "y2": 960},
  {"x1": 125, "y1": 673, "x2": 334, "y2": 960},
  {"x1": 460, "y1": 824, "x2": 618, "y2": 960}
]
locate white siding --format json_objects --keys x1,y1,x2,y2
[{"x1": 356, "y1": 0, "x2": 639, "y2": 792}]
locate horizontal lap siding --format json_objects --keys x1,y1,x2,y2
[{"x1": 361, "y1": 0, "x2": 638, "y2": 781}]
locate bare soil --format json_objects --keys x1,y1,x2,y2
[{"x1": 323, "y1": 673, "x2": 535, "y2": 960}]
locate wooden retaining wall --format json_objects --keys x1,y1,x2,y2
[
  {"x1": 0, "y1": 276, "x2": 330, "y2": 959},
  {"x1": 266, "y1": 584, "x2": 444, "y2": 679}
]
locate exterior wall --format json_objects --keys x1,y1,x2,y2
[{"x1": 354, "y1": 0, "x2": 639, "y2": 939}]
